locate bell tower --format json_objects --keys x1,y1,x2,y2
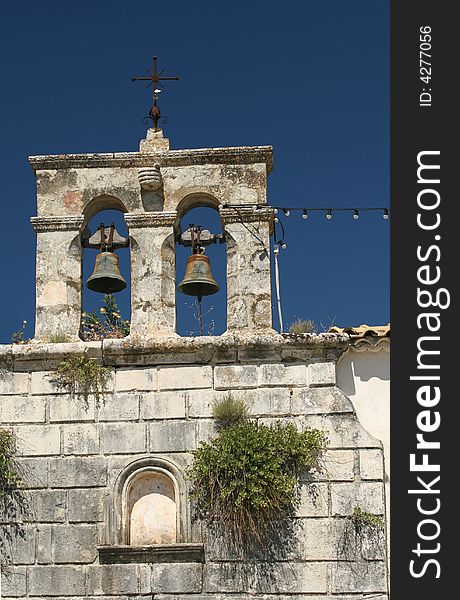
[{"x1": 29, "y1": 126, "x2": 274, "y2": 341}]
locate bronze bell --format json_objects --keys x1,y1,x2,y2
[
  {"x1": 178, "y1": 253, "x2": 219, "y2": 297},
  {"x1": 86, "y1": 252, "x2": 127, "y2": 294}
]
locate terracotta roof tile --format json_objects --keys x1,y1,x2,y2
[{"x1": 328, "y1": 324, "x2": 390, "y2": 338}]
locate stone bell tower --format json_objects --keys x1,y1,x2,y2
[
  {"x1": 29, "y1": 126, "x2": 274, "y2": 342},
  {"x1": 1, "y1": 64, "x2": 388, "y2": 599}
]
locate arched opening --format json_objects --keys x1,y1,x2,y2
[
  {"x1": 127, "y1": 470, "x2": 177, "y2": 545},
  {"x1": 175, "y1": 198, "x2": 227, "y2": 336},
  {"x1": 81, "y1": 203, "x2": 131, "y2": 340}
]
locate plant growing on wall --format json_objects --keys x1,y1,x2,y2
[
  {"x1": 81, "y1": 294, "x2": 130, "y2": 341},
  {"x1": 0, "y1": 429, "x2": 29, "y2": 574},
  {"x1": 189, "y1": 401, "x2": 327, "y2": 553},
  {"x1": 51, "y1": 355, "x2": 111, "y2": 408},
  {"x1": 339, "y1": 506, "x2": 386, "y2": 562}
]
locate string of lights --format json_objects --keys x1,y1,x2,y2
[{"x1": 221, "y1": 203, "x2": 390, "y2": 249}]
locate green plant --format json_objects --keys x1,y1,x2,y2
[
  {"x1": 0, "y1": 429, "x2": 28, "y2": 574},
  {"x1": 189, "y1": 419, "x2": 327, "y2": 549},
  {"x1": 212, "y1": 394, "x2": 249, "y2": 430},
  {"x1": 48, "y1": 333, "x2": 71, "y2": 343},
  {"x1": 288, "y1": 318, "x2": 318, "y2": 334},
  {"x1": 51, "y1": 355, "x2": 111, "y2": 408},
  {"x1": 81, "y1": 294, "x2": 130, "y2": 341},
  {"x1": 11, "y1": 320, "x2": 29, "y2": 344}
]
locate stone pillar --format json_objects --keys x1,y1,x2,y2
[
  {"x1": 220, "y1": 206, "x2": 275, "y2": 333},
  {"x1": 125, "y1": 212, "x2": 177, "y2": 339},
  {"x1": 30, "y1": 216, "x2": 85, "y2": 342}
]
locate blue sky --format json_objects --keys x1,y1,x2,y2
[{"x1": 0, "y1": 0, "x2": 389, "y2": 342}]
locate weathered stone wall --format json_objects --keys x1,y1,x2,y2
[{"x1": 1, "y1": 335, "x2": 388, "y2": 599}]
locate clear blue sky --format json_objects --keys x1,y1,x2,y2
[{"x1": 0, "y1": 0, "x2": 389, "y2": 342}]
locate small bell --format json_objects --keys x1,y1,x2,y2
[
  {"x1": 178, "y1": 253, "x2": 219, "y2": 297},
  {"x1": 87, "y1": 251, "x2": 127, "y2": 293}
]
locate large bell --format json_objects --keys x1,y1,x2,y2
[
  {"x1": 86, "y1": 252, "x2": 127, "y2": 293},
  {"x1": 178, "y1": 253, "x2": 219, "y2": 297}
]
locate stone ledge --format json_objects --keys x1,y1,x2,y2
[
  {"x1": 28, "y1": 145, "x2": 273, "y2": 172},
  {"x1": 2, "y1": 332, "x2": 350, "y2": 370},
  {"x1": 98, "y1": 543, "x2": 205, "y2": 564}
]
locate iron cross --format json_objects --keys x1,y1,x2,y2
[{"x1": 132, "y1": 56, "x2": 179, "y2": 130}]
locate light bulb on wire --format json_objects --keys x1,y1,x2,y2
[
  {"x1": 283, "y1": 209, "x2": 290, "y2": 217},
  {"x1": 326, "y1": 209, "x2": 332, "y2": 220},
  {"x1": 383, "y1": 208, "x2": 389, "y2": 220},
  {"x1": 353, "y1": 209, "x2": 359, "y2": 220},
  {"x1": 302, "y1": 210, "x2": 308, "y2": 220}
]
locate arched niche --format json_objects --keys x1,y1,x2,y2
[
  {"x1": 106, "y1": 456, "x2": 189, "y2": 547},
  {"x1": 175, "y1": 193, "x2": 227, "y2": 336},
  {"x1": 80, "y1": 197, "x2": 131, "y2": 340},
  {"x1": 127, "y1": 468, "x2": 177, "y2": 545}
]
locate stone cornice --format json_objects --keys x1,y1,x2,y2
[
  {"x1": 1, "y1": 332, "x2": 350, "y2": 370},
  {"x1": 124, "y1": 212, "x2": 178, "y2": 229},
  {"x1": 350, "y1": 337, "x2": 390, "y2": 353},
  {"x1": 30, "y1": 215, "x2": 85, "y2": 233},
  {"x1": 28, "y1": 145, "x2": 273, "y2": 173},
  {"x1": 219, "y1": 206, "x2": 275, "y2": 225}
]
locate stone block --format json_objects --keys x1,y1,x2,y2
[
  {"x1": 0, "y1": 567, "x2": 27, "y2": 597},
  {"x1": 204, "y1": 562, "x2": 327, "y2": 594},
  {"x1": 116, "y1": 367, "x2": 157, "y2": 392},
  {"x1": 196, "y1": 419, "x2": 218, "y2": 445},
  {"x1": 291, "y1": 386, "x2": 354, "y2": 415},
  {"x1": 28, "y1": 565, "x2": 86, "y2": 596},
  {"x1": 152, "y1": 563, "x2": 203, "y2": 593},
  {"x1": 297, "y1": 518, "x2": 340, "y2": 560},
  {"x1": 158, "y1": 366, "x2": 213, "y2": 390},
  {"x1": 31, "y1": 371, "x2": 59, "y2": 394},
  {"x1": 36, "y1": 525, "x2": 52, "y2": 563},
  {"x1": 10, "y1": 526, "x2": 35, "y2": 564},
  {"x1": 258, "y1": 363, "x2": 307, "y2": 387},
  {"x1": 101, "y1": 423, "x2": 146, "y2": 454},
  {"x1": 63, "y1": 423, "x2": 99, "y2": 454},
  {"x1": 307, "y1": 361, "x2": 336, "y2": 386},
  {"x1": 322, "y1": 449, "x2": 356, "y2": 481},
  {"x1": 331, "y1": 481, "x2": 385, "y2": 516},
  {"x1": 16, "y1": 458, "x2": 48, "y2": 488},
  {"x1": 0, "y1": 371, "x2": 29, "y2": 395},
  {"x1": 150, "y1": 421, "x2": 197, "y2": 452},
  {"x1": 298, "y1": 482, "x2": 329, "y2": 517},
  {"x1": 187, "y1": 389, "x2": 221, "y2": 418},
  {"x1": 303, "y1": 414, "x2": 381, "y2": 449},
  {"x1": 48, "y1": 456, "x2": 107, "y2": 487},
  {"x1": 49, "y1": 395, "x2": 95, "y2": 422},
  {"x1": 14, "y1": 425, "x2": 61, "y2": 456},
  {"x1": 142, "y1": 391, "x2": 186, "y2": 419},
  {"x1": 247, "y1": 387, "x2": 291, "y2": 416},
  {"x1": 25, "y1": 489, "x2": 66, "y2": 522},
  {"x1": 53, "y1": 525, "x2": 98, "y2": 563},
  {"x1": 1, "y1": 396, "x2": 45, "y2": 423},
  {"x1": 330, "y1": 561, "x2": 387, "y2": 593},
  {"x1": 68, "y1": 488, "x2": 105, "y2": 522},
  {"x1": 98, "y1": 393, "x2": 140, "y2": 421},
  {"x1": 360, "y1": 448, "x2": 384, "y2": 480},
  {"x1": 214, "y1": 365, "x2": 258, "y2": 390},
  {"x1": 86, "y1": 564, "x2": 138, "y2": 595}
]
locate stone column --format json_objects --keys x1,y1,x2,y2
[
  {"x1": 124, "y1": 212, "x2": 178, "y2": 339},
  {"x1": 30, "y1": 216, "x2": 85, "y2": 342},
  {"x1": 220, "y1": 206, "x2": 275, "y2": 333}
]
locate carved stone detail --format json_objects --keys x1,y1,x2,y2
[
  {"x1": 219, "y1": 206, "x2": 275, "y2": 225},
  {"x1": 138, "y1": 166, "x2": 162, "y2": 191},
  {"x1": 30, "y1": 215, "x2": 85, "y2": 233},
  {"x1": 124, "y1": 212, "x2": 177, "y2": 229}
]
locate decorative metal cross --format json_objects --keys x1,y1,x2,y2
[{"x1": 132, "y1": 56, "x2": 179, "y2": 130}]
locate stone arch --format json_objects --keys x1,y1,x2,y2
[
  {"x1": 82, "y1": 194, "x2": 128, "y2": 226},
  {"x1": 106, "y1": 456, "x2": 189, "y2": 546},
  {"x1": 175, "y1": 192, "x2": 222, "y2": 224}
]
